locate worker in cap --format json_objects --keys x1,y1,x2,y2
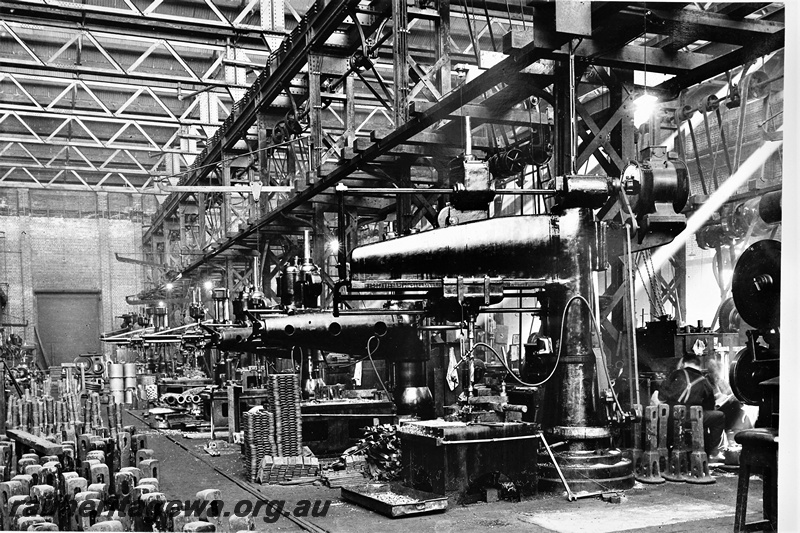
[{"x1": 657, "y1": 345, "x2": 725, "y2": 460}]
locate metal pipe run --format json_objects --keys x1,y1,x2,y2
[
  {"x1": 336, "y1": 309, "x2": 429, "y2": 316},
  {"x1": 207, "y1": 311, "x2": 426, "y2": 360},
  {"x1": 481, "y1": 307, "x2": 543, "y2": 314},
  {"x1": 338, "y1": 187, "x2": 554, "y2": 195}
]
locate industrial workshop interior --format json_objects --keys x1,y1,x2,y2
[{"x1": 0, "y1": 0, "x2": 796, "y2": 531}]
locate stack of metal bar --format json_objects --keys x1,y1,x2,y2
[
  {"x1": 257, "y1": 455, "x2": 321, "y2": 483},
  {"x1": 267, "y1": 374, "x2": 303, "y2": 457},
  {"x1": 243, "y1": 408, "x2": 277, "y2": 482}
]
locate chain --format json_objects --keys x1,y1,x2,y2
[
  {"x1": 634, "y1": 253, "x2": 658, "y2": 314},
  {"x1": 644, "y1": 250, "x2": 666, "y2": 316}
]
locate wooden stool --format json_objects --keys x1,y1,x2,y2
[{"x1": 734, "y1": 428, "x2": 778, "y2": 532}]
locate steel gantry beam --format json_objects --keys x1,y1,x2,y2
[
  {"x1": 0, "y1": 18, "x2": 279, "y2": 87},
  {"x1": 143, "y1": 0, "x2": 363, "y2": 243},
  {"x1": 175, "y1": 19, "x2": 572, "y2": 274},
  {"x1": 0, "y1": 0, "x2": 303, "y2": 194},
  {"x1": 0, "y1": 1, "x2": 785, "y2": 306},
  {"x1": 162, "y1": 1, "x2": 784, "y2": 285},
  {"x1": 0, "y1": 0, "x2": 287, "y2": 41}
]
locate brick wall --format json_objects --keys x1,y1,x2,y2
[{"x1": 0, "y1": 199, "x2": 144, "y2": 355}]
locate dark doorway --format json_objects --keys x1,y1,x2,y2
[{"x1": 36, "y1": 292, "x2": 102, "y2": 366}]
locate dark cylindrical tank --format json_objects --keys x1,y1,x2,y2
[{"x1": 280, "y1": 260, "x2": 299, "y2": 307}]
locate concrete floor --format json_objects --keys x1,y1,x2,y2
[{"x1": 133, "y1": 419, "x2": 768, "y2": 533}]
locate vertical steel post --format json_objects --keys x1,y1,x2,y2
[{"x1": 309, "y1": 53, "x2": 323, "y2": 182}]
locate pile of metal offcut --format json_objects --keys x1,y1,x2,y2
[{"x1": 363, "y1": 492, "x2": 419, "y2": 505}]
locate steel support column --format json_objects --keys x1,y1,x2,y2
[
  {"x1": 393, "y1": 0, "x2": 412, "y2": 234},
  {"x1": 309, "y1": 53, "x2": 323, "y2": 182}
]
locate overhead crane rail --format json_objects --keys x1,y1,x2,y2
[{"x1": 143, "y1": 0, "x2": 362, "y2": 243}]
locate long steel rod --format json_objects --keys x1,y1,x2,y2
[
  {"x1": 625, "y1": 225, "x2": 641, "y2": 406},
  {"x1": 569, "y1": 40, "x2": 578, "y2": 175},
  {"x1": 337, "y1": 187, "x2": 554, "y2": 195},
  {"x1": 435, "y1": 433, "x2": 541, "y2": 445}
]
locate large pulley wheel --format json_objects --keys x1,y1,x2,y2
[
  {"x1": 498, "y1": 148, "x2": 526, "y2": 175},
  {"x1": 729, "y1": 346, "x2": 779, "y2": 406},
  {"x1": 718, "y1": 297, "x2": 742, "y2": 333},
  {"x1": 284, "y1": 111, "x2": 303, "y2": 135},
  {"x1": 731, "y1": 239, "x2": 780, "y2": 330},
  {"x1": 488, "y1": 148, "x2": 527, "y2": 178}
]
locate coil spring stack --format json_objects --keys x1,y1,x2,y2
[
  {"x1": 266, "y1": 374, "x2": 303, "y2": 458},
  {"x1": 242, "y1": 409, "x2": 276, "y2": 483}
]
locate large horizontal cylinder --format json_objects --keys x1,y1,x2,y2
[
  {"x1": 255, "y1": 312, "x2": 425, "y2": 360},
  {"x1": 214, "y1": 327, "x2": 257, "y2": 351},
  {"x1": 350, "y1": 211, "x2": 588, "y2": 279}
]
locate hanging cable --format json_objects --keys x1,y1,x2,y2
[
  {"x1": 461, "y1": 0, "x2": 481, "y2": 67},
  {"x1": 290, "y1": 345, "x2": 302, "y2": 374},
  {"x1": 465, "y1": 295, "x2": 626, "y2": 416},
  {"x1": 365, "y1": 335, "x2": 389, "y2": 397},
  {"x1": 482, "y1": 2, "x2": 497, "y2": 52},
  {"x1": 503, "y1": 0, "x2": 514, "y2": 29},
  {"x1": 465, "y1": 294, "x2": 577, "y2": 387}
]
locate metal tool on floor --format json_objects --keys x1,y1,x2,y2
[
  {"x1": 539, "y1": 433, "x2": 620, "y2": 502},
  {"x1": 203, "y1": 441, "x2": 220, "y2": 457}
]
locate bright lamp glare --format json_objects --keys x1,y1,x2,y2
[
  {"x1": 328, "y1": 238, "x2": 340, "y2": 253},
  {"x1": 204, "y1": 281, "x2": 213, "y2": 290},
  {"x1": 165, "y1": 282, "x2": 174, "y2": 290},
  {"x1": 633, "y1": 94, "x2": 659, "y2": 128}
]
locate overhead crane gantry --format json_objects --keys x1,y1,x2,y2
[{"x1": 124, "y1": 1, "x2": 784, "y2": 302}]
